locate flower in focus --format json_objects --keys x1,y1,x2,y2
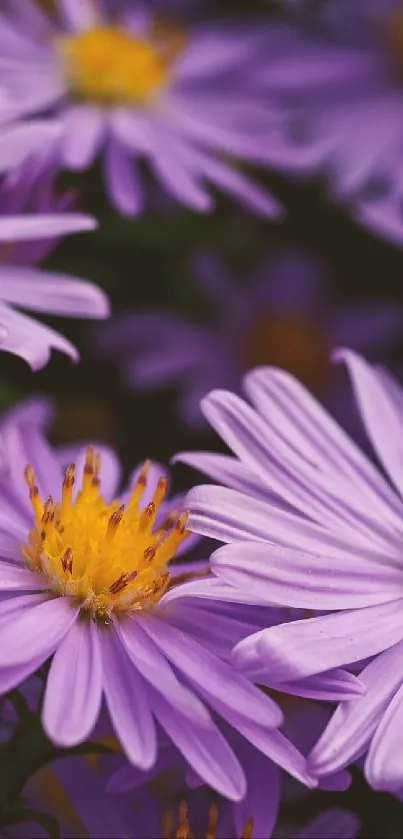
[
  {"x1": 97, "y1": 248, "x2": 403, "y2": 429},
  {"x1": 0, "y1": 400, "x2": 316, "y2": 801},
  {"x1": 0, "y1": 162, "x2": 109, "y2": 369},
  {"x1": 183, "y1": 350, "x2": 403, "y2": 792},
  {"x1": 0, "y1": 0, "x2": 281, "y2": 217},
  {"x1": 260, "y1": 0, "x2": 403, "y2": 245}
]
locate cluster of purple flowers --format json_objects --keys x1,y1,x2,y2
[{"x1": 0, "y1": 0, "x2": 401, "y2": 837}]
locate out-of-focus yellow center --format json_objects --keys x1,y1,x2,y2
[
  {"x1": 58, "y1": 25, "x2": 179, "y2": 104},
  {"x1": 22, "y1": 448, "x2": 189, "y2": 620},
  {"x1": 242, "y1": 313, "x2": 329, "y2": 393},
  {"x1": 163, "y1": 801, "x2": 254, "y2": 839},
  {"x1": 384, "y1": 4, "x2": 403, "y2": 75}
]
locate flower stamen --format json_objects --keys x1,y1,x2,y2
[{"x1": 22, "y1": 449, "x2": 189, "y2": 619}]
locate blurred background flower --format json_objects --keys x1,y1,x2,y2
[
  {"x1": 0, "y1": 0, "x2": 281, "y2": 217},
  {"x1": 259, "y1": 0, "x2": 403, "y2": 246}
]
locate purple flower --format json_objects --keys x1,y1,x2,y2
[
  {"x1": 96, "y1": 249, "x2": 403, "y2": 430},
  {"x1": 259, "y1": 1, "x2": 403, "y2": 245},
  {"x1": 41, "y1": 752, "x2": 359, "y2": 839},
  {"x1": 0, "y1": 0, "x2": 281, "y2": 217},
  {"x1": 0, "y1": 163, "x2": 109, "y2": 369},
  {"x1": 0, "y1": 399, "x2": 317, "y2": 801},
  {"x1": 183, "y1": 350, "x2": 403, "y2": 792},
  {"x1": 109, "y1": 692, "x2": 352, "y2": 839}
]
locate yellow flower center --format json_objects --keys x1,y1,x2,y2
[
  {"x1": 22, "y1": 448, "x2": 189, "y2": 620},
  {"x1": 242, "y1": 313, "x2": 329, "y2": 394},
  {"x1": 58, "y1": 24, "x2": 183, "y2": 105},
  {"x1": 162, "y1": 801, "x2": 254, "y2": 839},
  {"x1": 384, "y1": 3, "x2": 403, "y2": 76}
]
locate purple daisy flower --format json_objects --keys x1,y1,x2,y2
[
  {"x1": 0, "y1": 0, "x2": 281, "y2": 217},
  {"x1": 0, "y1": 400, "x2": 318, "y2": 801},
  {"x1": 97, "y1": 249, "x2": 403, "y2": 430},
  {"x1": 44, "y1": 752, "x2": 359, "y2": 839},
  {"x1": 0, "y1": 161, "x2": 109, "y2": 369},
  {"x1": 259, "y1": 0, "x2": 403, "y2": 245},
  {"x1": 109, "y1": 690, "x2": 352, "y2": 839},
  {"x1": 183, "y1": 350, "x2": 403, "y2": 792}
]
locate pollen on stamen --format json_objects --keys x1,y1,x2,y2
[
  {"x1": 22, "y1": 448, "x2": 190, "y2": 619},
  {"x1": 161, "y1": 800, "x2": 254, "y2": 839}
]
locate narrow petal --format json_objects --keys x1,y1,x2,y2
[
  {"x1": 187, "y1": 485, "x2": 392, "y2": 563},
  {"x1": 233, "y1": 600, "x2": 403, "y2": 682},
  {"x1": 0, "y1": 303, "x2": 79, "y2": 370},
  {"x1": 148, "y1": 685, "x2": 246, "y2": 801},
  {"x1": 366, "y1": 680, "x2": 403, "y2": 791},
  {"x1": 0, "y1": 596, "x2": 78, "y2": 667},
  {"x1": 211, "y1": 542, "x2": 401, "y2": 609},
  {"x1": 0, "y1": 122, "x2": 61, "y2": 177},
  {"x1": 101, "y1": 625, "x2": 156, "y2": 769},
  {"x1": 234, "y1": 749, "x2": 281, "y2": 839},
  {"x1": 103, "y1": 138, "x2": 143, "y2": 216},
  {"x1": 0, "y1": 563, "x2": 42, "y2": 592},
  {"x1": 201, "y1": 389, "x2": 398, "y2": 547},
  {"x1": 0, "y1": 213, "x2": 96, "y2": 241},
  {"x1": 336, "y1": 350, "x2": 403, "y2": 500},
  {"x1": 140, "y1": 614, "x2": 282, "y2": 728},
  {"x1": 62, "y1": 106, "x2": 104, "y2": 170},
  {"x1": 0, "y1": 266, "x2": 109, "y2": 318},
  {"x1": 309, "y1": 642, "x2": 403, "y2": 776},
  {"x1": 43, "y1": 620, "x2": 102, "y2": 746},
  {"x1": 56, "y1": 0, "x2": 97, "y2": 31},
  {"x1": 174, "y1": 451, "x2": 287, "y2": 505},
  {"x1": 115, "y1": 618, "x2": 212, "y2": 725},
  {"x1": 244, "y1": 365, "x2": 403, "y2": 532},
  {"x1": 296, "y1": 810, "x2": 360, "y2": 839}
]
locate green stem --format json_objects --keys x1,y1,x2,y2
[{"x1": 0, "y1": 713, "x2": 113, "y2": 824}]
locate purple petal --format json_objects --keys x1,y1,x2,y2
[
  {"x1": 174, "y1": 451, "x2": 287, "y2": 505},
  {"x1": 277, "y1": 669, "x2": 365, "y2": 702},
  {"x1": 211, "y1": 541, "x2": 401, "y2": 609},
  {"x1": 233, "y1": 600, "x2": 403, "y2": 681},
  {"x1": 62, "y1": 106, "x2": 104, "y2": 170},
  {"x1": 0, "y1": 595, "x2": 78, "y2": 667},
  {"x1": 56, "y1": 0, "x2": 97, "y2": 31},
  {"x1": 201, "y1": 388, "x2": 399, "y2": 547},
  {"x1": 336, "y1": 350, "x2": 403, "y2": 499},
  {"x1": 0, "y1": 122, "x2": 61, "y2": 176},
  {"x1": 244, "y1": 365, "x2": 403, "y2": 532},
  {"x1": 103, "y1": 137, "x2": 143, "y2": 216},
  {"x1": 186, "y1": 485, "x2": 392, "y2": 562},
  {"x1": 148, "y1": 685, "x2": 246, "y2": 801},
  {"x1": 101, "y1": 625, "x2": 156, "y2": 769},
  {"x1": 366, "y1": 678, "x2": 403, "y2": 791},
  {"x1": 0, "y1": 265, "x2": 109, "y2": 318},
  {"x1": 234, "y1": 748, "x2": 281, "y2": 839},
  {"x1": 43, "y1": 620, "x2": 102, "y2": 746},
  {"x1": 0, "y1": 563, "x2": 42, "y2": 592},
  {"x1": 0, "y1": 303, "x2": 79, "y2": 369},
  {"x1": 0, "y1": 213, "x2": 96, "y2": 241},
  {"x1": 115, "y1": 618, "x2": 211, "y2": 725},
  {"x1": 139, "y1": 614, "x2": 282, "y2": 728},
  {"x1": 309, "y1": 641, "x2": 403, "y2": 776},
  {"x1": 296, "y1": 810, "x2": 360, "y2": 839}
]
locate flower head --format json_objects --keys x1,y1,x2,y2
[
  {"x1": 23, "y1": 450, "x2": 188, "y2": 619},
  {"x1": 183, "y1": 350, "x2": 403, "y2": 792},
  {"x1": 0, "y1": 1, "x2": 281, "y2": 216},
  {"x1": 0, "y1": 399, "x2": 314, "y2": 800},
  {"x1": 0, "y1": 162, "x2": 109, "y2": 369},
  {"x1": 97, "y1": 249, "x2": 403, "y2": 430},
  {"x1": 260, "y1": 0, "x2": 403, "y2": 245}
]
